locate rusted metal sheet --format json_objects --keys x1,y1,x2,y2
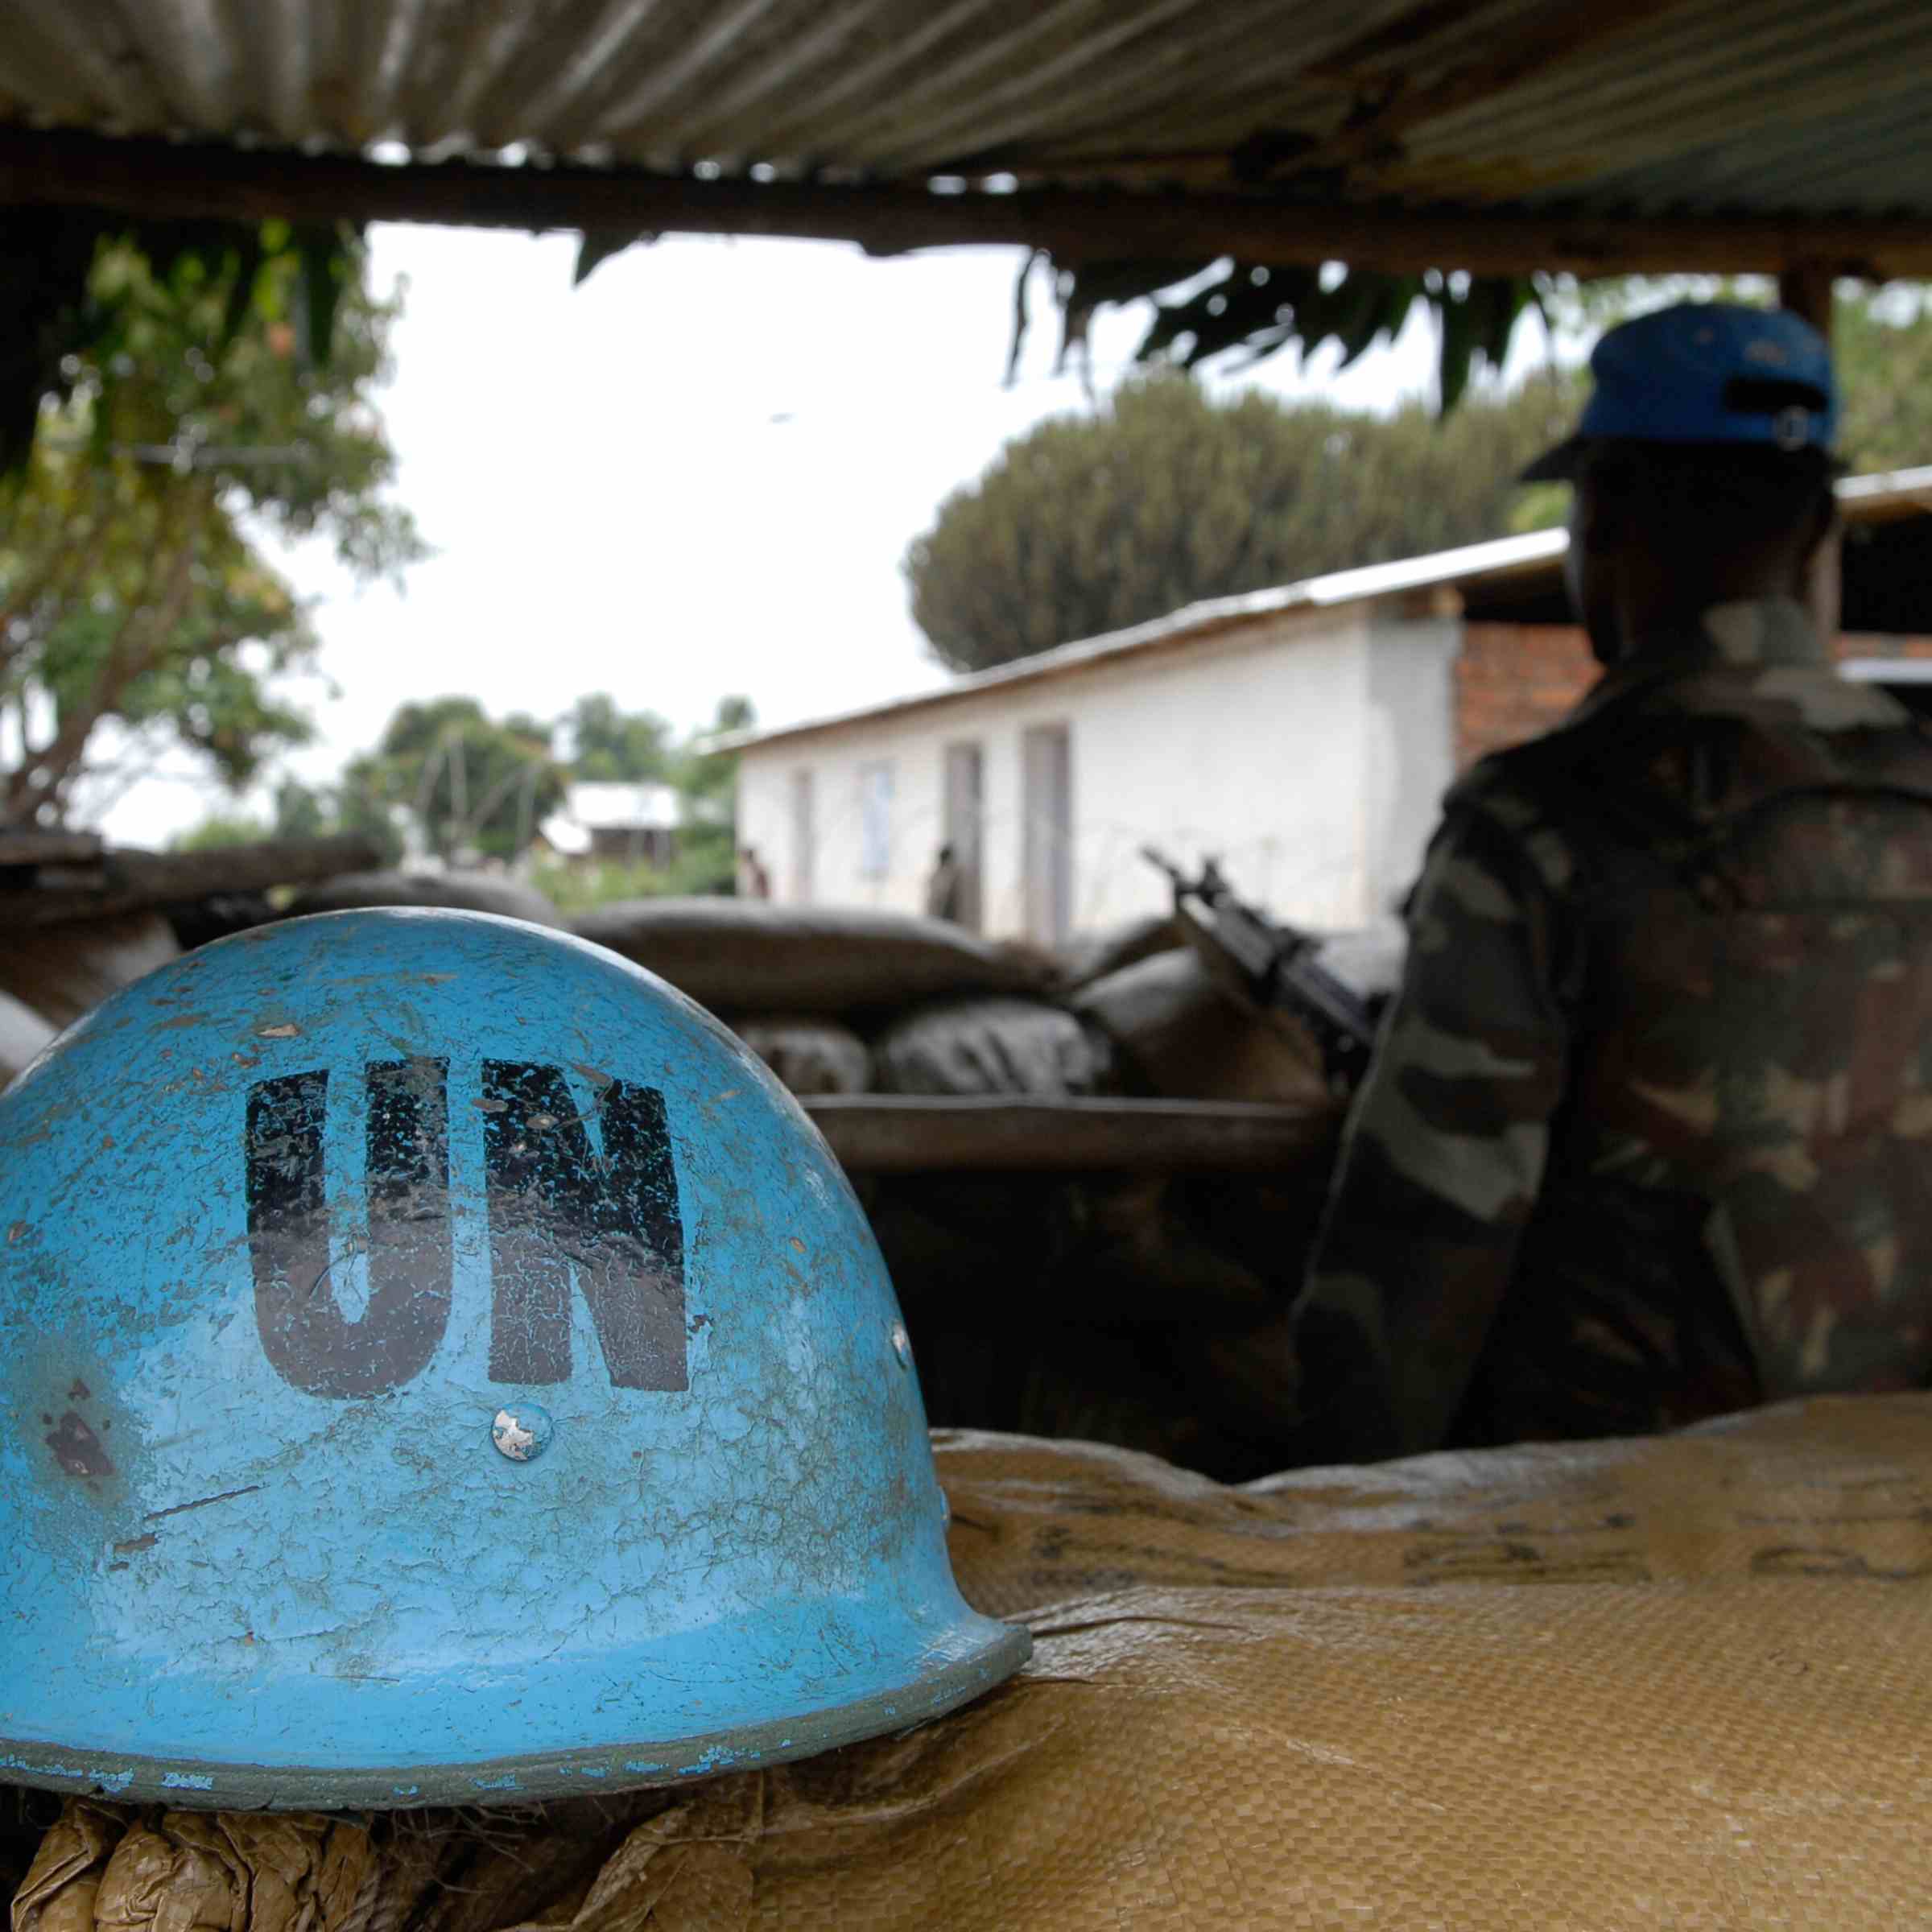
[{"x1": 0, "y1": 0, "x2": 1929, "y2": 237}]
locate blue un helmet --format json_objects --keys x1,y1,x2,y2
[
  {"x1": 1521, "y1": 300, "x2": 1838, "y2": 481},
  {"x1": 0, "y1": 910, "x2": 1028, "y2": 1809}
]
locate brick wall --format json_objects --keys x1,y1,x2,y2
[
  {"x1": 1453, "y1": 624, "x2": 1932, "y2": 770},
  {"x1": 1454, "y1": 624, "x2": 1600, "y2": 769},
  {"x1": 1835, "y1": 631, "x2": 1932, "y2": 665}
]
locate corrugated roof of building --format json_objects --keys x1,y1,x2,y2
[
  {"x1": 3, "y1": 1, "x2": 1932, "y2": 271},
  {"x1": 712, "y1": 464, "x2": 1932, "y2": 755},
  {"x1": 538, "y1": 779, "x2": 683, "y2": 854}
]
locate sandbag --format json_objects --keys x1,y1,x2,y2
[
  {"x1": 870, "y1": 997, "x2": 1111, "y2": 1097},
  {"x1": 0, "y1": 915, "x2": 180, "y2": 1030},
  {"x1": 1054, "y1": 913, "x2": 1182, "y2": 991},
  {"x1": 10, "y1": 1809, "x2": 375, "y2": 1932},
  {"x1": 162, "y1": 892, "x2": 275, "y2": 954},
  {"x1": 12, "y1": 1396, "x2": 1932, "y2": 1930},
  {"x1": 1074, "y1": 947, "x2": 1328, "y2": 1104},
  {"x1": 730, "y1": 1014, "x2": 872, "y2": 1096},
  {"x1": 0, "y1": 992, "x2": 56, "y2": 1086},
  {"x1": 569, "y1": 900, "x2": 1048, "y2": 1015},
  {"x1": 285, "y1": 869, "x2": 564, "y2": 928}
]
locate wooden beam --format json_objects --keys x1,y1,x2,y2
[
  {"x1": 1, "y1": 127, "x2": 1928, "y2": 279},
  {"x1": 1778, "y1": 260, "x2": 1837, "y2": 337},
  {"x1": 801, "y1": 1094, "x2": 1339, "y2": 1173},
  {"x1": 0, "y1": 832, "x2": 382, "y2": 927},
  {"x1": 0, "y1": 830, "x2": 104, "y2": 868}
]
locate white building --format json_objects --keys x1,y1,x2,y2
[
  {"x1": 539, "y1": 780, "x2": 683, "y2": 866},
  {"x1": 720, "y1": 471, "x2": 1932, "y2": 945}
]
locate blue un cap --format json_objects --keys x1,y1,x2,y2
[{"x1": 1521, "y1": 300, "x2": 1838, "y2": 482}]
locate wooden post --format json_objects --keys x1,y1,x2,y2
[
  {"x1": 0, "y1": 832, "x2": 383, "y2": 927},
  {"x1": 799, "y1": 1095, "x2": 1340, "y2": 1174},
  {"x1": 1777, "y1": 261, "x2": 1837, "y2": 336},
  {"x1": 1778, "y1": 259, "x2": 1841, "y2": 646}
]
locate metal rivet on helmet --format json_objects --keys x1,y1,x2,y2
[
  {"x1": 491, "y1": 1402, "x2": 553, "y2": 1462},
  {"x1": 0, "y1": 908, "x2": 1029, "y2": 1810}
]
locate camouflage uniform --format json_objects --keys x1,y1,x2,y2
[{"x1": 1294, "y1": 596, "x2": 1932, "y2": 1461}]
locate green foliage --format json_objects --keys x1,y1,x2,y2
[
  {"x1": 675, "y1": 694, "x2": 753, "y2": 817},
  {"x1": 1035, "y1": 254, "x2": 1542, "y2": 411},
  {"x1": 0, "y1": 211, "x2": 356, "y2": 477},
  {"x1": 563, "y1": 692, "x2": 674, "y2": 782},
  {"x1": 170, "y1": 811, "x2": 270, "y2": 852},
  {"x1": 326, "y1": 774, "x2": 407, "y2": 869},
  {"x1": 1803, "y1": 288, "x2": 1932, "y2": 474},
  {"x1": 905, "y1": 369, "x2": 1578, "y2": 672},
  {"x1": 345, "y1": 696, "x2": 566, "y2": 865},
  {"x1": 270, "y1": 776, "x2": 329, "y2": 842},
  {"x1": 0, "y1": 226, "x2": 422, "y2": 826},
  {"x1": 526, "y1": 692, "x2": 756, "y2": 907},
  {"x1": 527, "y1": 840, "x2": 735, "y2": 912},
  {"x1": 171, "y1": 771, "x2": 406, "y2": 865},
  {"x1": 665, "y1": 697, "x2": 753, "y2": 894}
]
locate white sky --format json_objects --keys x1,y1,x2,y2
[{"x1": 89, "y1": 225, "x2": 1555, "y2": 844}]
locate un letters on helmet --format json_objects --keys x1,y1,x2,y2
[{"x1": 0, "y1": 909, "x2": 1028, "y2": 1809}]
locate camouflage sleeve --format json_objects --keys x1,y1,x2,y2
[{"x1": 1294, "y1": 791, "x2": 1579, "y2": 1461}]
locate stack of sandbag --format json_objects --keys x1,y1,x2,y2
[
  {"x1": 572, "y1": 899, "x2": 1105, "y2": 1104},
  {"x1": 1052, "y1": 910, "x2": 1182, "y2": 992},
  {"x1": 9, "y1": 1396, "x2": 1929, "y2": 1930},
  {"x1": 0, "y1": 877, "x2": 561, "y2": 1065},
  {"x1": 729, "y1": 1015, "x2": 872, "y2": 1095},
  {"x1": 560, "y1": 899, "x2": 1352, "y2": 1476},
  {"x1": 1073, "y1": 947, "x2": 1328, "y2": 1104},
  {"x1": 286, "y1": 869, "x2": 566, "y2": 927},
  {"x1": 0, "y1": 914, "x2": 181, "y2": 1034},
  {"x1": 571, "y1": 899, "x2": 1047, "y2": 1014},
  {"x1": 871, "y1": 997, "x2": 1112, "y2": 1098}
]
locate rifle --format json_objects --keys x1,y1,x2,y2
[{"x1": 1141, "y1": 847, "x2": 1381, "y2": 1095}]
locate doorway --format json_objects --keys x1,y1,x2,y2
[
  {"x1": 942, "y1": 741, "x2": 985, "y2": 930},
  {"x1": 1020, "y1": 722, "x2": 1071, "y2": 947},
  {"x1": 790, "y1": 768, "x2": 815, "y2": 903}
]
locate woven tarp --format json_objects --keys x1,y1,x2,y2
[{"x1": 10, "y1": 1394, "x2": 1932, "y2": 1928}]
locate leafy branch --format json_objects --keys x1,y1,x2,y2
[{"x1": 1022, "y1": 254, "x2": 1549, "y2": 411}]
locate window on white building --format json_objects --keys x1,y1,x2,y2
[
  {"x1": 790, "y1": 768, "x2": 815, "y2": 903},
  {"x1": 942, "y1": 741, "x2": 985, "y2": 930},
  {"x1": 859, "y1": 762, "x2": 894, "y2": 879},
  {"x1": 1021, "y1": 723, "x2": 1072, "y2": 946}
]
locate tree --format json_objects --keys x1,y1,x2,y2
[
  {"x1": 664, "y1": 695, "x2": 755, "y2": 894},
  {"x1": 526, "y1": 694, "x2": 757, "y2": 909},
  {"x1": 346, "y1": 696, "x2": 565, "y2": 864},
  {"x1": 560, "y1": 692, "x2": 674, "y2": 782},
  {"x1": 270, "y1": 777, "x2": 329, "y2": 842},
  {"x1": 171, "y1": 810, "x2": 270, "y2": 852},
  {"x1": 905, "y1": 369, "x2": 1577, "y2": 674},
  {"x1": 0, "y1": 224, "x2": 423, "y2": 826}
]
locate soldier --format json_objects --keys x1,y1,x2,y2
[
  {"x1": 1262, "y1": 302, "x2": 1932, "y2": 1463},
  {"x1": 925, "y1": 842, "x2": 965, "y2": 923}
]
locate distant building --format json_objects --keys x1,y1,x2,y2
[
  {"x1": 538, "y1": 781, "x2": 683, "y2": 867},
  {"x1": 719, "y1": 469, "x2": 1932, "y2": 947}
]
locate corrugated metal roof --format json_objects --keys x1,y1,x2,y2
[
  {"x1": 559, "y1": 780, "x2": 683, "y2": 832},
  {"x1": 712, "y1": 465, "x2": 1932, "y2": 756},
  {"x1": 2, "y1": 0, "x2": 1930, "y2": 237},
  {"x1": 538, "y1": 780, "x2": 682, "y2": 856}
]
